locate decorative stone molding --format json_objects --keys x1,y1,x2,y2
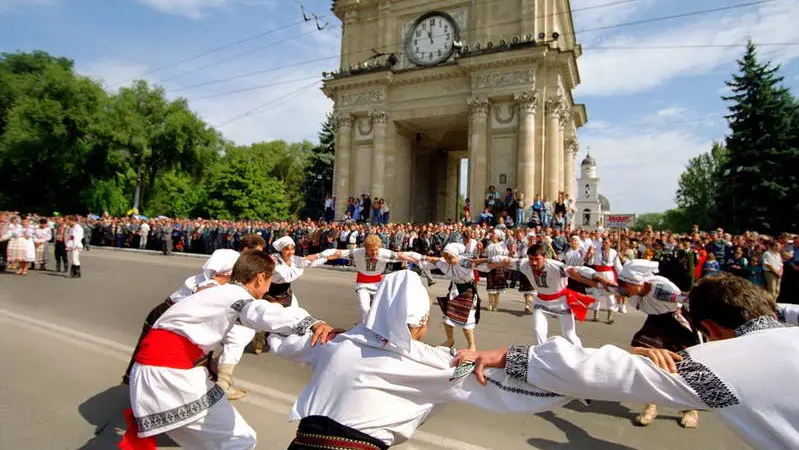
[
  {"x1": 472, "y1": 68, "x2": 536, "y2": 90},
  {"x1": 357, "y1": 117, "x2": 373, "y2": 137},
  {"x1": 545, "y1": 95, "x2": 564, "y2": 117},
  {"x1": 558, "y1": 112, "x2": 570, "y2": 129},
  {"x1": 339, "y1": 90, "x2": 385, "y2": 107},
  {"x1": 333, "y1": 113, "x2": 353, "y2": 130},
  {"x1": 513, "y1": 91, "x2": 537, "y2": 114},
  {"x1": 565, "y1": 138, "x2": 579, "y2": 155},
  {"x1": 370, "y1": 108, "x2": 388, "y2": 125},
  {"x1": 492, "y1": 103, "x2": 516, "y2": 125},
  {"x1": 467, "y1": 97, "x2": 490, "y2": 118}
]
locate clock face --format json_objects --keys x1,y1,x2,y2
[{"x1": 406, "y1": 12, "x2": 458, "y2": 67}]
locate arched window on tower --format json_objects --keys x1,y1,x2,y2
[
  {"x1": 582, "y1": 209, "x2": 591, "y2": 226},
  {"x1": 584, "y1": 184, "x2": 591, "y2": 198}
]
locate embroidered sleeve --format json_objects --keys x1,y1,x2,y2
[
  {"x1": 292, "y1": 316, "x2": 319, "y2": 336},
  {"x1": 230, "y1": 299, "x2": 253, "y2": 312},
  {"x1": 505, "y1": 345, "x2": 531, "y2": 382},
  {"x1": 458, "y1": 258, "x2": 473, "y2": 270},
  {"x1": 675, "y1": 352, "x2": 740, "y2": 409},
  {"x1": 652, "y1": 283, "x2": 684, "y2": 303}
]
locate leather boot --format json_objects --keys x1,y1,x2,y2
[
  {"x1": 56, "y1": 261, "x2": 61, "y2": 272},
  {"x1": 216, "y1": 364, "x2": 246, "y2": 400},
  {"x1": 69, "y1": 266, "x2": 76, "y2": 278},
  {"x1": 253, "y1": 332, "x2": 266, "y2": 355},
  {"x1": 75, "y1": 266, "x2": 81, "y2": 278},
  {"x1": 606, "y1": 310, "x2": 615, "y2": 325},
  {"x1": 592, "y1": 310, "x2": 599, "y2": 322}
]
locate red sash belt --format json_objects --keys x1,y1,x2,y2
[
  {"x1": 594, "y1": 265, "x2": 618, "y2": 283},
  {"x1": 120, "y1": 329, "x2": 206, "y2": 450},
  {"x1": 537, "y1": 288, "x2": 597, "y2": 322},
  {"x1": 356, "y1": 272, "x2": 382, "y2": 284}
]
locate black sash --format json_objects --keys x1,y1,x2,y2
[{"x1": 288, "y1": 416, "x2": 388, "y2": 450}]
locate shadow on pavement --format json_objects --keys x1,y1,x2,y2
[
  {"x1": 564, "y1": 399, "x2": 683, "y2": 425},
  {"x1": 77, "y1": 384, "x2": 178, "y2": 449},
  {"x1": 528, "y1": 411, "x2": 637, "y2": 449}
]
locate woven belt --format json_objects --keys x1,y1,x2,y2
[{"x1": 292, "y1": 432, "x2": 383, "y2": 450}]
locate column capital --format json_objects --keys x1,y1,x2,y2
[
  {"x1": 467, "y1": 97, "x2": 490, "y2": 118},
  {"x1": 334, "y1": 112, "x2": 353, "y2": 130},
  {"x1": 558, "y1": 111, "x2": 570, "y2": 129},
  {"x1": 545, "y1": 94, "x2": 564, "y2": 117},
  {"x1": 369, "y1": 108, "x2": 388, "y2": 125},
  {"x1": 565, "y1": 138, "x2": 579, "y2": 155},
  {"x1": 513, "y1": 91, "x2": 538, "y2": 114}
]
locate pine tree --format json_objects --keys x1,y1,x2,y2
[
  {"x1": 300, "y1": 113, "x2": 335, "y2": 219},
  {"x1": 718, "y1": 41, "x2": 799, "y2": 233}
]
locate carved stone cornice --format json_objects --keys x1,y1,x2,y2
[
  {"x1": 513, "y1": 91, "x2": 538, "y2": 114},
  {"x1": 338, "y1": 89, "x2": 385, "y2": 107},
  {"x1": 471, "y1": 68, "x2": 536, "y2": 91},
  {"x1": 467, "y1": 97, "x2": 490, "y2": 119},
  {"x1": 391, "y1": 66, "x2": 464, "y2": 87},
  {"x1": 333, "y1": 113, "x2": 353, "y2": 130},
  {"x1": 370, "y1": 108, "x2": 388, "y2": 126},
  {"x1": 545, "y1": 95, "x2": 564, "y2": 118}
]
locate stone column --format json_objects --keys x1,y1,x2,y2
[
  {"x1": 446, "y1": 154, "x2": 460, "y2": 221},
  {"x1": 514, "y1": 91, "x2": 537, "y2": 206},
  {"x1": 370, "y1": 109, "x2": 387, "y2": 198},
  {"x1": 333, "y1": 113, "x2": 353, "y2": 218},
  {"x1": 564, "y1": 138, "x2": 578, "y2": 199},
  {"x1": 545, "y1": 95, "x2": 563, "y2": 199},
  {"x1": 467, "y1": 97, "x2": 490, "y2": 212}
]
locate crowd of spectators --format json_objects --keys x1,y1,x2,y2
[{"x1": 3, "y1": 210, "x2": 796, "y2": 305}]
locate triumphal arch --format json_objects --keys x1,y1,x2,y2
[{"x1": 323, "y1": 0, "x2": 586, "y2": 223}]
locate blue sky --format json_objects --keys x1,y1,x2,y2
[{"x1": 1, "y1": 0, "x2": 798, "y2": 213}]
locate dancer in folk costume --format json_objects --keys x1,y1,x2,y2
[
  {"x1": 614, "y1": 259, "x2": 702, "y2": 428},
  {"x1": 410, "y1": 243, "x2": 481, "y2": 350},
  {"x1": 9, "y1": 217, "x2": 36, "y2": 275},
  {"x1": 268, "y1": 271, "x2": 571, "y2": 450},
  {"x1": 322, "y1": 234, "x2": 418, "y2": 323},
  {"x1": 66, "y1": 216, "x2": 84, "y2": 278},
  {"x1": 53, "y1": 217, "x2": 69, "y2": 273},
  {"x1": 33, "y1": 218, "x2": 53, "y2": 270},
  {"x1": 251, "y1": 236, "x2": 336, "y2": 355},
  {"x1": 517, "y1": 233, "x2": 538, "y2": 313},
  {"x1": 589, "y1": 238, "x2": 623, "y2": 324},
  {"x1": 480, "y1": 243, "x2": 607, "y2": 346},
  {"x1": 121, "y1": 251, "x2": 336, "y2": 450},
  {"x1": 484, "y1": 229, "x2": 509, "y2": 312},
  {"x1": 456, "y1": 273, "x2": 799, "y2": 450}
]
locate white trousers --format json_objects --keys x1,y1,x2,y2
[
  {"x1": 355, "y1": 284, "x2": 378, "y2": 324},
  {"x1": 219, "y1": 325, "x2": 256, "y2": 365},
  {"x1": 68, "y1": 248, "x2": 81, "y2": 266},
  {"x1": 532, "y1": 309, "x2": 582, "y2": 347},
  {"x1": 166, "y1": 400, "x2": 256, "y2": 450},
  {"x1": 139, "y1": 234, "x2": 148, "y2": 249},
  {"x1": 590, "y1": 271, "x2": 617, "y2": 311}
]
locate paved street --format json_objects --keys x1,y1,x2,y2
[{"x1": 0, "y1": 250, "x2": 750, "y2": 450}]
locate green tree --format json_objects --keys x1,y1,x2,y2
[
  {"x1": 147, "y1": 170, "x2": 207, "y2": 218},
  {"x1": 675, "y1": 142, "x2": 727, "y2": 230},
  {"x1": 204, "y1": 147, "x2": 290, "y2": 220},
  {"x1": 0, "y1": 51, "x2": 109, "y2": 214},
  {"x1": 634, "y1": 212, "x2": 665, "y2": 231},
  {"x1": 718, "y1": 41, "x2": 799, "y2": 233},
  {"x1": 300, "y1": 114, "x2": 335, "y2": 219}
]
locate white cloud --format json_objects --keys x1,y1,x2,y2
[
  {"x1": 575, "y1": 0, "x2": 799, "y2": 96},
  {"x1": 655, "y1": 106, "x2": 686, "y2": 118},
  {"x1": 571, "y1": 0, "x2": 655, "y2": 46},
  {"x1": 79, "y1": 59, "x2": 151, "y2": 90},
  {"x1": 579, "y1": 127, "x2": 714, "y2": 213},
  {"x1": 137, "y1": 0, "x2": 232, "y2": 19},
  {"x1": 0, "y1": 0, "x2": 57, "y2": 13}
]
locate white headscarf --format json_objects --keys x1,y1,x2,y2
[
  {"x1": 273, "y1": 236, "x2": 295, "y2": 252},
  {"x1": 492, "y1": 229, "x2": 505, "y2": 241},
  {"x1": 442, "y1": 243, "x2": 466, "y2": 257},
  {"x1": 202, "y1": 249, "x2": 240, "y2": 279},
  {"x1": 363, "y1": 271, "x2": 431, "y2": 353},
  {"x1": 618, "y1": 259, "x2": 659, "y2": 285}
]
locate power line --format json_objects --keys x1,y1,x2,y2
[
  {"x1": 108, "y1": 17, "x2": 319, "y2": 87},
  {"x1": 214, "y1": 80, "x2": 321, "y2": 128},
  {"x1": 586, "y1": 42, "x2": 799, "y2": 50},
  {"x1": 189, "y1": 74, "x2": 321, "y2": 101},
  {"x1": 156, "y1": 26, "x2": 323, "y2": 84}
]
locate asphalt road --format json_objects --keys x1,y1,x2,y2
[{"x1": 0, "y1": 249, "x2": 751, "y2": 450}]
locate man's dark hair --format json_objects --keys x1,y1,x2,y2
[
  {"x1": 688, "y1": 272, "x2": 776, "y2": 333},
  {"x1": 231, "y1": 251, "x2": 275, "y2": 284},
  {"x1": 527, "y1": 243, "x2": 548, "y2": 257},
  {"x1": 239, "y1": 233, "x2": 266, "y2": 252},
  {"x1": 39, "y1": 218, "x2": 48, "y2": 225}
]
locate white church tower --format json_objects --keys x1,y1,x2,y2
[{"x1": 574, "y1": 152, "x2": 611, "y2": 229}]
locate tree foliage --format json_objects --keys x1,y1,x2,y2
[
  {"x1": 0, "y1": 50, "x2": 328, "y2": 220},
  {"x1": 717, "y1": 41, "x2": 799, "y2": 233},
  {"x1": 675, "y1": 142, "x2": 727, "y2": 230},
  {"x1": 300, "y1": 113, "x2": 335, "y2": 220}
]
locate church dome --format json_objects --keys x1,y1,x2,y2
[
  {"x1": 581, "y1": 152, "x2": 596, "y2": 167},
  {"x1": 598, "y1": 194, "x2": 610, "y2": 211}
]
